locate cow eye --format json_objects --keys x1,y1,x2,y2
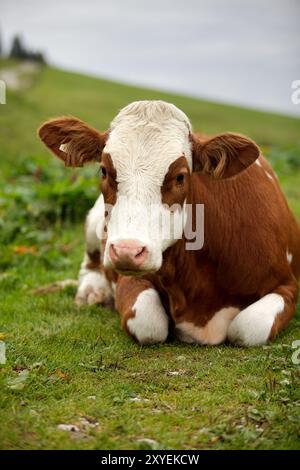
[
  {"x1": 176, "y1": 173, "x2": 184, "y2": 184},
  {"x1": 101, "y1": 167, "x2": 107, "y2": 178}
]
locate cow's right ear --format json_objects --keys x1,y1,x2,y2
[{"x1": 38, "y1": 117, "x2": 107, "y2": 167}]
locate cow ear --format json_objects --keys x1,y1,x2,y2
[
  {"x1": 192, "y1": 132, "x2": 260, "y2": 178},
  {"x1": 38, "y1": 117, "x2": 107, "y2": 167}
]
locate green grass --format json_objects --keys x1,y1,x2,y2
[{"x1": 0, "y1": 60, "x2": 300, "y2": 450}]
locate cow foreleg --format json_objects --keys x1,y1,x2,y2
[
  {"x1": 227, "y1": 278, "x2": 299, "y2": 346},
  {"x1": 115, "y1": 277, "x2": 169, "y2": 344},
  {"x1": 75, "y1": 195, "x2": 114, "y2": 307}
]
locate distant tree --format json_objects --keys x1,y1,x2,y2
[
  {"x1": 9, "y1": 35, "x2": 26, "y2": 59},
  {"x1": 27, "y1": 50, "x2": 46, "y2": 64},
  {"x1": 9, "y1": 34, "x2": 46, "y2": 63}
]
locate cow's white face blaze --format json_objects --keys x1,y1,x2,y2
[{"x1": 100, "y1": 101, "x2": 193, "y2": 274}]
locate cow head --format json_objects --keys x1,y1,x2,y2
[{"x1": 38, "y1": 100, "x2": 259, "y2": 275}]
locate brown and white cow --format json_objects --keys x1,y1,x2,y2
[{"x1": 38, "y1": 100, "x2": 300, "y2": 347}]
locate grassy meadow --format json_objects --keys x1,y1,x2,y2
[{"x1": 0, "y1": 60, "x2": 300, "y2": 450}]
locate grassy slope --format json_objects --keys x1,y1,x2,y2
[{"x1": 0, "y1": 63, "x2": 300, "y2": 450}]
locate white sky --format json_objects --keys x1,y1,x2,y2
[{"x1": 1, "y1": 0, "x2": 300, "y2": 116}]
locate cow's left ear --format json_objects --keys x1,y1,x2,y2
[
  {"x1": 38, "y1": 117, "x2": 108, "y2": 167},
  {"x1": 192, "y1": 132, "x2": 260, "y2": 178}
]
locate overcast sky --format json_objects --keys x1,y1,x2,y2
[{"x1": 1, "y1": 0, "x2": 300, "y2": 116}]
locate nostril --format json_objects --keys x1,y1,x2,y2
[{"x1": 135, "y1": 246, "x2": 147, "y2": 259}]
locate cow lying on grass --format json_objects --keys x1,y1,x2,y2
[{"x1": 38, "y1": 100, "x2": 300, "y2": 347}]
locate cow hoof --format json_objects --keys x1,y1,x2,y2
[
  {"x1": 126, "y1": 288, "x2": 169, "y2": 344},
  {"x1": 75, "y1": 271, "x2": 114, "y2": 307}
]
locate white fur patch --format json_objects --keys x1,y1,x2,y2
[
  {"x1": 255, "y1": 159, "x2": 262, "y2": 167},
  {"x1": 59, "y1": 143, "x2": 69, "y2": 153},
  {"x1": 86, "y1": 194, "x2": 105, "y2": 252},
  {"x1": 75, "y1": 270, "x2": 113, "y2": 306},
  {"x1": 175, "y1": 307, "x2": 240, "y2": 345},
  {"x1": 127, "y1": 288, "x2": 169, "y2": 344},
  {"x1": 227, "y1": 293, "x2": 284, "y2": 347},
  {"x1": 111, "y1": 281, "x2": 117, "y2": 295},
  {"x1": 103, "y1": 101, "x2": 193, "y2": 271},
  {"x1": 265, "y1": 171, "x2": 273, "y2": 181},
  {"x1": 287, "y1": 250, "x2": 293, "y2": 264}
]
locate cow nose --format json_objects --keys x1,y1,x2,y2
[{"x1": 109, "y1": 240, "x2": 148, "y2": 269}]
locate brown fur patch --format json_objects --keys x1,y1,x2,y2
[
  {"x1": 86, "y1": 250, "x2": 101, "y2": 270},
  {"x1": 100, "y1": 153, "x2": 118, "y2": 206},
  {"x1": 161, "y1": 156, "x2": 190, "y2": 207}
]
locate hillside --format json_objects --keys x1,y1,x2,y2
[{"x1": 1, "y1": 64, "x2": 300, "y2": 162}]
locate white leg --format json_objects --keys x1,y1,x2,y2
[
  {"x1": 84, "y1": 193, "x2": 105, "y2": 254},
  {"x1": 227, "y1": 293, "x2": 285, "y2": 346},
  {"x1": 75, "y1": 258, "x2": 114, "y2": 306},
  {"x1": 75, "y1": 195, "x2": 114, "y2": 306},
  {"x1": 126, "y1": 288, "x2": 169, "y2": 345}
]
